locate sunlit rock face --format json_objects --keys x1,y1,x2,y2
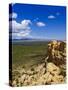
[
  {"x1": 12, "y1": 40, "x2": 66, "y2": 86},
  {"x1": 47, "y1": 40, "x2": 66, "y2": 65},
  {"x1": 47, "y1": 62, "x2": 61, "y2": 75},
  {"x1": 12, "y1": 62, "x2": 65, "y2": 86}
]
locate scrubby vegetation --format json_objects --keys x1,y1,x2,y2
[{"x1": 10, "y1": 40, "x2": 66, "y2": 86}]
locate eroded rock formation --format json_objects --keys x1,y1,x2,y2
[{"x1": 11, "y1": 40, "x2": 66, "y2": 86}]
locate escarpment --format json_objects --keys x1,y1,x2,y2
[{"x1": 11, "y1": 40, "x2": 66, "y2": 86}]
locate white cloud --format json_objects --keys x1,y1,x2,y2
[
  {"x1": 9, "y1": 12, "x2": 17, "y2": 19},
  {"x1": 17, "y1": 30, "x2": 31, "y2": 37},
  {"x1": 9, "y1": 19, "x2": 31, "y2": 31},
  {"x1": 9, "y1": 20, "x2": 22, "y2": 32},
  {"x1": 9, "y1": 19, "x2": 32, "y2": 39},
  {"x1": 21, "y1": 20, "x2": 31, "y2": 28},
  {"x1": 36, "y1": 22, "x2": 46, "y2": 27},
  {"x1": 12, "y1": 30, "x2": 31, "y2": 39},
  {"x1": 48, "y1": 15, "x2": 56, "y2": 19}
]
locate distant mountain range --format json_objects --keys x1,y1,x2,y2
[
  {"x1": 9, "y1": 36, "x2": 65, "y2": 42},
  {"x1": 12, "y1": 38, "x2": 52, "y2": 41}
]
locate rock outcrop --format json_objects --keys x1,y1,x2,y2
[
  {"x1": 12, "y1": 40, "x2": 66, "y2": 86},
  {"x1": 47, "y1": 40, "x2": 66, "y2": 65},
  {"x1": 12, "y1": 62, "x2": 65, "y2": 86}
]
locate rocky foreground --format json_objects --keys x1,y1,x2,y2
[{"x1": 11, "y1": 40, "x2": 66, "y2": 86}]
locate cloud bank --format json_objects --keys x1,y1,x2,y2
[{"x1": 9, "y1": 19, "x2": 32, "y2": 39}]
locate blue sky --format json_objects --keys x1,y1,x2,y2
[{"x1": 9, "y1": 3, "x2": 66, "y2": 40}]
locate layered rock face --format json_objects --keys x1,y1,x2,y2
[{"x1": 12, "y1": 40, "x2": 66, "y2": 86}]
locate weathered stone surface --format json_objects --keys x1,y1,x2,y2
[
  {"x1": 47, "y1": 40, "x2": 66, "y2": 65},
  {"x1": 12, "y1": 41, "x2": 66, "y2": 86},
  {"x1": 47, "y1": 62, "x2": 61, "y2": 75},
  {"x1": 52, "y1": 75, "x2": 64, "y2": 84}
]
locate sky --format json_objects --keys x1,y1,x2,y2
[{"x1": 9, "y1": 3, "x2": 66, "y2": 40}]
